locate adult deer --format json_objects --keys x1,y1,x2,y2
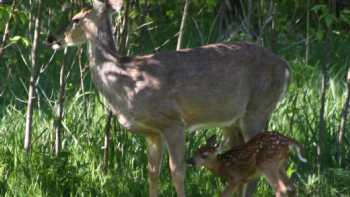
[{"x1": 47, "y1": 0, "x2": 291, "y2": 196}]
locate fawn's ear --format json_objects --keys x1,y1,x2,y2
[{"x1": 207, "y1": 135, "x2": 217, "y2": 147}]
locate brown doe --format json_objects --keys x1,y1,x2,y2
[
  {"x1": 47, "y1": 0, "x2": 291, "y2": 196},
  {"x1": 188, "y1": 132, "x2": 307, "y2": 197}
]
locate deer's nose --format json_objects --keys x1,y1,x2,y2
[
  {"x1": 46, "y1": 35, "x2": 62, "y2": 50},
  {"x1": 46, "y1": 35, "x2": 56, "y2": 45}
]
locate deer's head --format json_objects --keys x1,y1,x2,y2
[
  {"x1": 47, "y1": 0, "x2": 123, "y2": 50},
  {"x1": 187, "y1": 135, "x2": 220, "y2": 167}
]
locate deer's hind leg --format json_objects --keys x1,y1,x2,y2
[
  {"x1": 222, "y1": 124, "x2": 245, "y2": 197},
  {"x1": 223, "y1": 124, "x2": 245, "y2": 148},
  {"x1": 163, "y1": 122, "x2": 186, "y2": 197}
]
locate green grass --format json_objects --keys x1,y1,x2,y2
[{"x1": 1, "y1": 79, "x2": 350, "y2": 197}]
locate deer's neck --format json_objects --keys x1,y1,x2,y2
[
  {"x1": 205, "y1": 161, "x2": 225, "y2": 177},
  {"x1": 88, "y1": 15, "x2": 119, "y2": 68},
  {"x1": 86, "y1": 15, "x2": 132, "y2": 117}
]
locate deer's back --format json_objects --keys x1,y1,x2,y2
[{"x1": 247, "y1": 132, "x2": 294, "y2": 163}]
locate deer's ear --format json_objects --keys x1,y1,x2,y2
[
  {"x1": 107, "y1": 0, "x2": 123, "y2": 12},
  {"x1": 93, "y1": 0, "x2": 122, "y2": 13},
  {"x1": 93, "y1": 0, "x2": 106, "y2": 12}
]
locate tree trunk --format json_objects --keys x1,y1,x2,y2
[
  {"x1": 317, "y1": 0, "x2": 334, "y2": 173},
  {"x1": 136, "y1": 0, "x2": 154, "y2": 52},
  {"x1": 270, "y1": 0, "x2": 277, "y2": 51},
  {"x1": 103, "y1": 111, "x2": 113, "y2": 173},
  {"x1": 247, "y1": 0, "x2": 253, "y2": 38},
  {"x1": 78, "y1": 48, "x2": 85, "y2": 93},
  {"x1": 317, "y1": 59, "x2": 328, "y2": 173},
  {"x1": 118, "y1": 0, "x2": 130, "y2": 55},
  {"x1": 177, "y1": 0, "x2": 190, "y2": 50},
  {"x1": 305, "y1": 0, "x2": 310, "y2": 64},
  {"x1": 0, "y1": 0, "x2": 16, "y2": 58},
  {"x1": 24, "y1": 0, "x2": 42, "y2": 153},
  {"x1": 336, "y1": 67, "x2": 350, "y2": 166},
  {"x1": 54, "y1": 48, "x2": 68, "y2": 156}
]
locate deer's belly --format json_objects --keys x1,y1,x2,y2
[
  {"x1": 184, "y1": 107, "x2": 246, "y2": 131},
  {"x1": 181, "y1": 101, "x2": 247, "y2": 131}
]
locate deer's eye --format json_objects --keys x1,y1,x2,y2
[{"x1": 72, "y1": 18, "x2": 80, "y2": 24}]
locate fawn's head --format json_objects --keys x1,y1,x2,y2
[
  {"x1": 188, "y1": 135, "x2": 220, "y2": 167},
  {"x1": 47, "y1": 0, "x2": 123, "y2": 49}
]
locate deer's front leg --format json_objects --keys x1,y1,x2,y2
[
  {"x1": 146, "y1": 134, "x2": 164, "y2": 197},
  {"x1": 163, "y1": 123, "x2": 186, "y2": 197}
]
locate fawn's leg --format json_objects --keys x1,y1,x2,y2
[
  {"x1": 221, "y1": 180, "x2": 238, "y2": 197},
  {"x1": 279, "y1": 168, "x2": 296, "y2": 196},
  {"x1": 146, "y1": 134, "x2": 164, "y2": 197},
  {"x1": 260, "y1": 162, "x2": 290, "y2": 197},
  {"x1": 163, "y1": 122, "x2": 186, "y2": 197}
]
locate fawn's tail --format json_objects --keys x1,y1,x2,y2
[{"x1": 289, "y1": 144, "x2": 307, "y2": 163}]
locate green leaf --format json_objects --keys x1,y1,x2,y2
[
  {"x1": 316, "y1": 30, "x2": 325, "y2": 40},
  {"x1": 340, "y1": 10, "x2": 350, "y2": 24},
  {"x1": 9, "y1": 35, "x2": 30, "y2": 47},
  {"x1": 207, "y1": 0, "x2": 217, "y2": 11},
  {"x1": 166, "y1": 10, "x2": 175, "y2": 18},
  {"x1": 21, "y1": 37, "x2": 30, "y2": 47},
  {"x1": 9, "y1": 35, "x2": 21, "y2": 42},
  {"x1": 324, "y1": 15, "x2": 337, "y2": 27},
  {"x1": 287, "y1": 163, "x2": 297, "y2": 177},
  {"x1": 311, "y1": 4, "x2": 325, "y2": 13}
]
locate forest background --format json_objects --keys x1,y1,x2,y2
[{"x1": 1, "y1": 0, "x2": 350, "y2": 196}]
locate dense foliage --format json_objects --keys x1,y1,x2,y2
[{"x1": 0, "y1": 0, "x2": 350, "y2": 196}]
